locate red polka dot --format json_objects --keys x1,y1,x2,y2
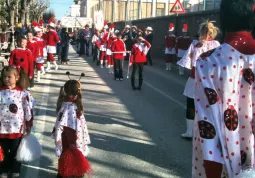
[
  {"x1": 210, "y1": 75, "x2": 214, "y2": 78},
  {"x1": 241, "y1": 85, "x2": 243, "y2": 88},
  {"x1": 242, "y1": 126, "x2": 246, "y2": 129},
  {"x1": 197, "y1": 99, "x2": 200, "y2": 102},
  {"x1": 229, "y1": 56, "x2": 232, "y2": 60},
  {"x1": 223, "y1": 66, "x2": 226, "y2": 70},
  {"x1": 226, "y1": 156, "x2": 229, "y2": 159},
  {"x1": 200, "y1": 65, "x2": 203, "y2": 68},
  {"x1": 246, "y1": 147, "x2": 249, "y2": 150},
  {"x1": 220, "y1": 77, "x2": 223, "y2": 81},
  {"x1": 242, "y1": 137, "x2": 245, "y2": 141},
  {"x1": 232, "y1": 90, "x2": 235, "y2": 93},
  {"x1": 242, "y1": 95, "x2": 246, "y2": 98},
  {"x1": 236, "y1": 141, "x2": 239, "y2": 145},
  {"x1": 245, "y1": 115, "x2": 248, "y2": 119},
  {"x1": 209, "y1": 151, "x2": 213, "y2": 154},
  {"x1": 204, "y1": 117, "x2": 207, "y2": 120},
  {"x1": 240, "y1": 56, "x2": 243, "y2": 59},
  {"x1": 213, "y1": 64, "x2": 216, "y2": 67},
  {"x1": 217, "y1": 53, "x2": 221, "y2": 56},
  {"x1": 233, "y1": 65, "x2": 236, "y2": 68},
  {"x1": 231, "y1": 152, "x2": 235, "y2": 156},
  {"x1": 206, "y1": 105, "x2": 209, "y2": 108},
  {"x1": 231, "y1": 49, "x2": 235, "y2": 52},
  {"x1": 229, "y1": 79, "x2": 233, "y2": 82},
  {"x1": 202, "y1": 76, "x2": 206, "y2": 80},
  {"x1": 249, "y1": 64, "x2": 252, "y2": 67}
]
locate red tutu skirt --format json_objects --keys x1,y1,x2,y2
[
  {"x1": 58, "y1": 148, "x2": 92, "y2": 177},
  {"x1": 0, "y1": 146, "x2": 4, "y2": 162}
]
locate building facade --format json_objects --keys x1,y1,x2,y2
[
  {"x1": 70, "y1": 0, "x2": 81, "y2": 17},
  {"x1": 84, "y1": 0, "x2": 221, "y2": 22}
]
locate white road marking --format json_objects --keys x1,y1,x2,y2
[
  {"x1": 23, "y1": 164, "x2": 56, "y2": 174},
  {"x1": 25, "y1": 73, "x2": 52, "y2": 177},
  {"x1": 123, "y1": 68, "x2": 186, "y2": 109}
]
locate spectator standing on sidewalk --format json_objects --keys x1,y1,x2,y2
[
  {"x1": 144, "y1": 26, "x2": 153, "y2": 66},
  {"x1": 84, "y1": 24, "x2": 91, "y2": 57}
]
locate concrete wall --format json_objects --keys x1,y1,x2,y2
[{"x1": 113, "y1": 9, "x2": 220, "y2": 58}]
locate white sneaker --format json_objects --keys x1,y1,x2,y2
[
  {"x1": 46, "y1": 68, "x2": 51, "y2": 71},
  {"x1": 55, "y1": 65, "x2": 58, "y2": 70},
  {"x1": 41, "y1": 71, "x2": 46, "y2": 75},
  {"x1": 100, "y1": 64, "x2": 103, "y2": 68}
]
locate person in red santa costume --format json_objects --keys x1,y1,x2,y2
[
  {"x1": 106, "y1": 23, "x2": 117, "y2": 74},
  {"x1": 176, "y1": 24, "x2": 192, "y2": 75},
  {"x1": 33, "y1": 21, "x2": 46, "y2": 82},
  {"x1": 165, "y1": 23, "x2": 176, "y2": 71},
  {"x1": 26, "y1": 30, "x2": 38, "y2": 90},
  {"x1": 9, "y1": 37, "x2": 34, "y2": 90},
  {"x1": 45, "y1": 18, "x2": 59, "y2": 71},
  {"x1": 99, "y1": 22, "x2": 109, "y2": 68},
  {"x1": 129, "y1": 36, "x2": 151, "y2": 90},
  {"x1": 111, "y1": 32, "x2": 126, "y2": 81}
]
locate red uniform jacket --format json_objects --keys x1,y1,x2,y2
[
  {"x1": 33, "y1": 36, "x2": 46, "y2": 57},
  {"x1": 106, "y1": 36, "x2": 117, "y2": 49},
  {"x1": 9, "y1": 48, "x2": 34, "y2": 77},
  {"x1": 46, "y1": 29, "x2": 59, "y2": 46},
  {"x1": 165, "y1": 35, "x2": 176, "y2": 49},
  {"x1": 111, "y1": 39, "x2": 126, "y2": 59},
  {"x1": 176, "y1": 36, "x2": 192, "y2": 52},
  {"x1": 100, "y1": 32, "x2": 109, "y2": 46},
  {"x1": 130, "y1": 40, "x2": 151, "y2": 63},
  {"x1": 27, "y1": 40, "x2": 38, "y2": 62}
]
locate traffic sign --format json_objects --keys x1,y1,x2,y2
[{"x1": 170, "y1": 0, "x2": 185, "y2": 13}]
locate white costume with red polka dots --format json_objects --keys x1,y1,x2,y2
[
  {"x1": 193, "y1": 44, "x2": 255, "y2": 177},
  {"x1": 52, "y1": 102, "x2": 90, "y2": 157},
  {"x1": 0, "y1": 88, "x2": 36, "y2": 134}
]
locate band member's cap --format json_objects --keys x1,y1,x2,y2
[
  {"x1": 146, "y1": 26, "x2": 153, "y2": 31},
  {"x1": 182, "y1": 24, "x2": 188, "y2": 32},
  {"x1": 169, "y1": 23, "x2": 174, "y2": 31}
]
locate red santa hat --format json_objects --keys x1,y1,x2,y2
[
  {"x1": 39, "y1": 19, "x2": 44, "y2": 28},
  {"x1": 48, "y1": 17, "x2": 55, "y2": 28},
  {"x1": 169, "y1": 23, "x2": 174, "y2": 32},
  {"x1": 182, "y1": 24, "x2": 188, "y2": 33},
  {"x1": 32, "y1": 21, "x2": 41, "y2": 32},
  {"x1": 103, "y1": 22, "x2": 108, "y2": 29}
]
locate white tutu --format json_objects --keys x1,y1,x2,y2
[
  {"x1": 16, "y1": 134, "x2": 42, "y2": 162},
  {"x1": 46, "y1": 45, "x2": 56, "y2": 54}
]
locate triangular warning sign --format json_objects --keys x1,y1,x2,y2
[{"x1": 170, "y1": 0, "x2": 185, "y2": 13}]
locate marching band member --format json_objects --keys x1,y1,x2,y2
[
  {"x1": 33, "y1": 22, "x2": 46, "y2": 82},
  {"x1": 26, "y1": 31, "x2": 37, "y2": 90},
  {"x1": 176, "y1": 24, "x2": 192, "y2": 75},
  {"x1": 106, "y1": 23, "x2": 116, "y2": 74},
  {"x1": 111, "y1": 32, "x2": 126, "y2": 80},
  {"x1": 129, "y1": 36, "x2": 151, "y2": 90},
  {"x1": 45, "y1": 18, "x2": 59, "y2": 71},
  {"x1": 99, "y1": 22, "x2": 109, "y2": 68},
  {"x1": 165, "y1": 23, "x2": 176, "y2": 71},
  {"x1": 9, "y1": 37, "x2": 34, "y2": 85}
]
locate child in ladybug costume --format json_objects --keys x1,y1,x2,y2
[
  {"x1": 52, "y1": 72, "x2": 92, "y2": 178},
  {"x1": 0, "y1": 66, "x2": 36, "y2": 178}
]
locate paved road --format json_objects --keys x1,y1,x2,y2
[{"x1": 19, "y1": 46, "x2": 192, "y2": 178}]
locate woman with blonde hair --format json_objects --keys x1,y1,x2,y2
[{"x1": 177, "y1": 20, "x2": 220, "y2": 138}]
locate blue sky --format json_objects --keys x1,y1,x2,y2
[{"x1": 49, "y1": 0, "x2": 72, "y2": 20}]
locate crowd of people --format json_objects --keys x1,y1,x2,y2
[{"x1": 0, "y1": 0, "x2": 254, "y2": 177}]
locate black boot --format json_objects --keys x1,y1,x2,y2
[
  {"x1": 137, "y1": 79, "x2": 143, "y2": 90},
  {"x1": 131, "y1": 77, "x2": 137, "y2": 90}
]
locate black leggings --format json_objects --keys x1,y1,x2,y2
[
  {"x1": 0, "y1": 138, "x2": 22, "y2": 174},
  {"x1": 186, "y1": 97, "x2": 195, "y2": 120}
]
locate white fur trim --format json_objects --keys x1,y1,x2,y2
[
  {"x1": 46, "y1": 46, "x2": 56, "y2": 54},
  {"x1": 106, "y1": 49, "x2": 112, "y2": 55},
  {"x1": 169, "y1": 27, "x2": 175, "y2": 31},
  {"x1": 36, "y1": 57, "x2": 44, "y2": 64},
  {"x1": 16, "y1": 134, "x2": 42, "y2": 162},
  {"x1": 49, "y1": 22, "x2": 55, "y2": 28},
  {"x1": 100, "y1": 45, "x2": 106, "y2": 51}
]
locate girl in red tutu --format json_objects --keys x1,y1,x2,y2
[{"x1": 52, "y1": 73, "x2": 92, "y2": 178}]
